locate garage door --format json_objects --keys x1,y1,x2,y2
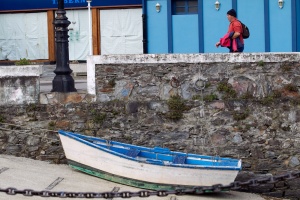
[
  {"x1": 100, "y1": 9, "x2": 143, "y2": 55},
  {"x1": 0, "y1": 12, "x2": 48, "y2": 60}
]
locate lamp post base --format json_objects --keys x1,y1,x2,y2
[{"x1": 51, "y1": 75, "x2": 77, "y2": 93}]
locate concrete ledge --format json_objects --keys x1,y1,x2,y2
[
  {"x1": 0, "y1": 65, "x2": 42, "y2": 77},
  {"x1": 90, "y1": 52, "x2": 300, "y2": 64}
]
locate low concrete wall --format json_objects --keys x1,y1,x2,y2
[{"x1": 0, "y1": 65, "x2": 41, "y2": 105}]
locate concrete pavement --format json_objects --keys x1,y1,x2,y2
[{"x1": 0, "y1": 155, "x2": 269, "y2": 200}]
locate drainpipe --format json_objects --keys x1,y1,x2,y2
[
  {"x1": 142, "y1": 0, "x2": 148, "y2": 54},
  {"x1": 87, "y1": 0, "x2": 93, "y2": 55}
]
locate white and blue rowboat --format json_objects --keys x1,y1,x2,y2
[{"x1": 58, "y1": 130, "x2": 242, "y2": 190}]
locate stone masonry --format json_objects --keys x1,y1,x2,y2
[{"x1": 0, "y1": 53, "x2": 300, "y2": 199}]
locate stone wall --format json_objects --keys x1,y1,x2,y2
[
  {"x1": 0, "y1": 53, "x2": 300, "y2": 199},
  {"x1": 93, "y1": 53, "x2": 300, "y2": 102}
]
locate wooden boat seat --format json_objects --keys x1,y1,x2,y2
[
  {"x1": 146, "y1": 159, "x2": 164, "y2": 165},
  {"x1": 173, "y1": 155, "x2": 187, "y2": 164},
  {"x1": 126, "y1": 148, "x2": 141, "y2": 158}
]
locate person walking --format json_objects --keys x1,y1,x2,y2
[{"x1": 215, "y1": 9, "x2": 244, "y2": 52}]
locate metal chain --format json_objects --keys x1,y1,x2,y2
[{"x1": 1, "y1": 171, "x2": 299, "y2": 198}]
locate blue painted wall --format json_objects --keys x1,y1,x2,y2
[
  {"x1": 145, "y1": 0, "x2": 297, "y2": 53},
  {"x1": 203, "y1": 0, "x2": 232, "y2": 53},
  {"x1": 269, "y1": 0, "x2": 292, "y2": 52},
  {"x1": 172, "y1": 15, "x2": 198, "y2": 53},
  {"x1": 237, "y1": 0, "x2": 265, "y2": 52},
  {"x1": 146, "y1": 0, "x2": 169, "y2": 53}
]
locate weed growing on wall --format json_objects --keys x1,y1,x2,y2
[
  {"x1": 232, "y1": 109, "x2": 250, "y2": 121},
  {"x1": 217, "y1": 82, "x2": 237, "y2": 99},
  {"x1": 240, "y1": 92, "x2": 254, "y2": 100},
  {"x1": 257, "y1": 60, "x2": 264, "y2": 67},
  {"x1": 166, "y1": 94, "x2": 186, "y2": 121},
  {"x1": 0, "y1": 115, "x2": 5, "y2": 123},
  {"x1": 26, "y1": 103, "x2": 39, "y2": 121},
  {"x1": 192, "y1": 95, "x2": 201, "y2": 101},
  {"x1": 203, "y1": 93, "x2": 218, "y2": 102},
  {"x1": 91, "y1": 111, "x2": 107, "y2": 125},
  {"x1": 260, "y1": 90, "x2": 282, "y2": 105},
  {"x1": 48, "y1": 121, "x2": 56, "y2": 130},
  {"x1": 15, "y1": 58, "x2": 31, "y2": 65}
]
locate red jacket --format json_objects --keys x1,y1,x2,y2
[
  {"x1": 219, "y1": 32, "x2": 237, "y2": 51},
  {"x1": 219, "y1": 32, "x2": 243, "y2": 52}
]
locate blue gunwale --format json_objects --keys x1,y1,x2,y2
[{"x1": 58, "y1": 130, "x2": 241, "y2": 171}]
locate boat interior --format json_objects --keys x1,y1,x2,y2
[{"x1": 61, "y1": 131, "x2": 241, "y2": 170}]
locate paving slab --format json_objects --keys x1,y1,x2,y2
[{"x1": 0, "y1": 155, "x2": 269, "y2": 200}]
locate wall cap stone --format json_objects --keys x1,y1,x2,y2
[
  {"x1": 0, "y1": 65, "x2": 42, "y2": 77},
  {"x1": 91, "y1": 53, "x2": 300, "y2": 64}
]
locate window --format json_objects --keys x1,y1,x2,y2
[{"x1": 172, "y1": 0, "x2": 198, "y2": 15}]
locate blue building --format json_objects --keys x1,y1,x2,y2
[
  {"x1": 1, "y1": 0, "x2": 299, "y2": 62},
  {"x1": 143, "y1": 0, "x2": 300, "y2": 53}
]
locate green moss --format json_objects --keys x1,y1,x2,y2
[
  {"x1": 217, "y1": 82, "x2": 237, "y2": 99},
  {"x1": 232, "y1": 109, "x2": 250, "y2": 121},
  {"x1": 203, "y1": 93, "x2": 218, "y2": 102},
  {"x1": 26, "y1": 103, "x2": 38, "y2": 112},
  {"x1": 205, "y1": 82, "x2": 211, "y2": 88},
  {"x1": 166, "y1": 95, "x2": 186, "y2": 121},
  {"x1": 192, "y1": 95, "x2": 201, "y2": 101},
  {"x1": 258, "y1": 60, "x2": 264, "y2": 67},
  {"x1": 260, "y1": 90, "x2": 282, "y2": 105},
  {"x1": 48, "y1": 121, "x2": 56, "y2": 130},
  {"x1": 240, "y1": 92, "x2": 254, "y2": 100},
  {"x1": 0, "y1": 115, "x2": 5, "y2": 123},
  {"x1": 112, "y1": 109, "x2": 120, "y2": 116},
  {"x1": 26, "y1": 103, "x2": 39, "y2": 121},
  {"x1": 93, "y1": 113, "x2": 107, "y2": 125},
  {"x1": 260, "y1": 96, "x2": 274, "y2": 105},
  {"x1": 15, "y1": 58, "x2": 31, "y2": 65}
]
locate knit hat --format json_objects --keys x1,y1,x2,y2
[{"x1": 227, "y1": 9, "x2": 236, "y2": 17}]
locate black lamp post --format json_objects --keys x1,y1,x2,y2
[{"x1": 52, "y1": 0, "x2": 76, "y2": 92}]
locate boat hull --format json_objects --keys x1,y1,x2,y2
[
  {"x1": 68, "y1": 160, "x2": 190, "y2": 190},
  {"x1": 59, "y1": 134, "x2": 239, "y2": 190}
]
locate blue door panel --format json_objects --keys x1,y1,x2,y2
[{"x1": 172, "y1": 15, "x2": 199, "y2": 53}]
